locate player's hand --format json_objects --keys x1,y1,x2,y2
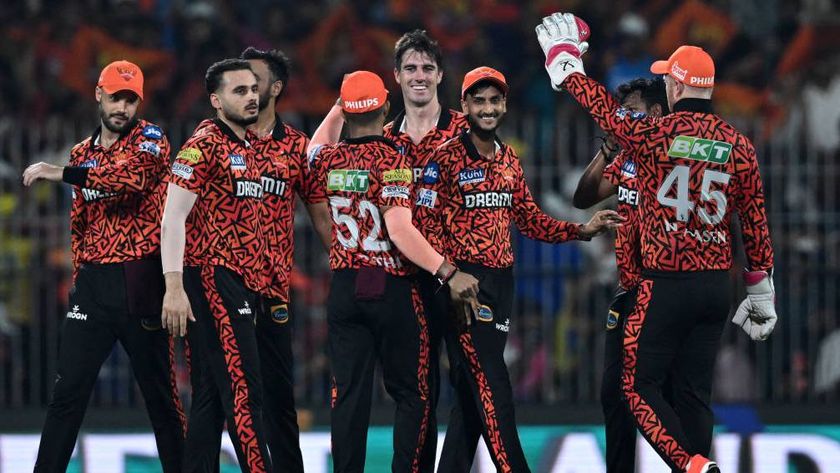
[
  {"x1": 162, "y1": 274, "x2": 195, "y2": 337},
  {"x1": 580, "y1": 210, "x2": 625, "y2": 238},
  {"x1": 453, "y1": 298, "x2": 479, "y2": 330},
  {"x1": 732, "y1": 271, "x2": 778, "y2": 341},
  {"x1": 535, "y1": 13, "x2": 590, "y2": 90},
  {"x1": 448, "y1": 270, "x2": 479, "y2": 304},
  {"x1": 22, "y1": 162, "x2": 64, "y2": 186}
]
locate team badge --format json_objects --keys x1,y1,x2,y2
[
  {"x1": 271, "y1": 304, "x2": 289, "y2": 324},
  {"x1": 476, "y1": 305, "x2": 494, "y2": 322}
]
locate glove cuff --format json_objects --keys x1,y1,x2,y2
[{"x1": 744, "y1": 270, "x2": 773, "y2": 295}]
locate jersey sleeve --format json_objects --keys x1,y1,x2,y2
[
  {"x1": 375, "y1": 148, "x2": 413, "y2": 209},
  {"x1": 733, "y1": 141, "x2": 774, "y2": 271},
  {"x1": 602, "y1": 150, "x2": 627, "y2": 187},
  {"x1": 304, "y1": 145, "x2": 328, "y2": 204},
  {"x1": 564, "y1": 74, "x2": 663, "y2": 155},
  {"x1": 167, "y1": 137, "x2": 213, "y2": 194},
  {"x1": 511, "y1": 158, "x2": 582, "y2": 243},
  {"x1": 67, "y1": 146, "x2": 86, "y2": 282},
  {"x1": 82, "y1": 132, "x2": 171, "y2": 193}
]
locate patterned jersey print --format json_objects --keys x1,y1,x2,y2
[
  {"x1": 168, "y1": 118, "x2": 267, "y2": 293},
  {"x1": 384, "y1": 108, "x2": 469, "y2": 253},
  {"x1": 308, "y1": 136, "x2": 414, "y2": 276},
  {"x1": 604, "y1": 150, "x2": 642, "y2": 289},
  {"x1": 566, "y1": 74, "x2": 774, "y2": 272},
  {"x1": 253, "y1": 118, "x2": 310, "y2": 301},
  {"x1": 435, "y1": 132, "x2": 583, "y2": 268},
  {"x1": 69, "y1": 119, "x2": 170, "y2": 278}
]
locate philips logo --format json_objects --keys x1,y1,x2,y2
[
  {"x1": 344, "y1": 98, "x2": 379, "y2": 111},
  {"x1": 235, "y1": 179, "x2": 263, "y2": 198},
  {"x1": 458, "y1": 168, "x2": 485, "y2": 186},
  {"x1": 229, "y1": 154, "x2": 247, "y2": 171},
  {"x1": 142, "y1": 125, "x2": 163, "y2": 140},
  {"x1": 261, "y1": 175, "x2": 288, "y2": 197},
  {"x1": 463, "y1": 191, "x2": 512, "y2": 209},
  {"x1": 690, "y1": 76, "x2": 714, "y2": 86},
  {"x1": 66, "y1": 305, "x2": 88, "y2": 321},
  {"x1": 422, "y1": 162, "x2": 440, "y2": 184}
]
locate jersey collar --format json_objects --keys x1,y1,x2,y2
[
  {"x1": 88, "y1": 120, "x2": 138, "y2": 152},
  {"x1": 394, "y1": 106, "x2": 454, "y2": 133},
  {"x1": 213, "y1": 118, "x2": 250, "y2": 146},
  {"x1": 271, "y1": 114, "x2": 287, "y2": 140},
  {"x1": 460, "y1": 130, "x2": 503, "y2": 161},
  {"x1": 672, "y1": 98, "x2": 714, "y2": 114}
]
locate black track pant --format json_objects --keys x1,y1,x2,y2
[
  {"x1": 327, "y1": 268, "x2": 430, "y2": 473},
  {"x1": 622, "y1": 271, "x2": 729, "y2": 472},
  {"x1": 439, "y1": 263, "x2": 530, "y2": 473},
  {"x1": 416, "y1": 271, "x2": 450, "y2": 472},
  {"x1": 182, "y1": 265, "x2": 272, "y2": 473},
  {"x1": 257, "y1": 296, "x2": 304, "y2": 473},
  {"x1": 35, "y1": 261, "x2": 185, "y2": 472}
]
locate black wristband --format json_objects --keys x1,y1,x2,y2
[{"x1": 62, "y1": 166, "x2": 89, "y2": 186}]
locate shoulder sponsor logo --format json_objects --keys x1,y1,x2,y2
[
  {"x1": 66, "y1": 305, "x2": 88, "y2": 321},
  {"x1": 620, "y1": 160, "x2": 637, "y2": 178},
  {"x1": 667, "y1": 135, "x2": 732, "y2": 164},
  {"x1": 261, "y1": 174, "x2": 288, "y2": 197},
  {"x1": 382, "y1": 168, "x2": 412, "y2": 183},
  {"x1": 229, "y1": 154, "x2": 247, "y2": 171},
  {"x1": 234, "y1": 179, "x2": 263, "y2": 198},
  {"x1": 458, "y1": 168, "x2": 485, "y2": 186},
  {"x1": 141, "y1": 124, "x2": 163, "y2": 140},
  {"x1": 172, "y1": 163, "x2": 194, "y2": 180},
  {"x1": 139, "y1": 141, "x2": 160, "y2": 156},
  {"x1": 327, "y1": 169, "x2": 370, "y2": 192},
  {"x1": 422, "y1": 162, "x2": 440, "y2": 184},
  {"x1": 476, "y1": 305, "x2": 494, "y2": 322},
  {"x1": 617, "y1": 185, "x2": 639, "y2": 207},
  {"x1": 382, "y1": 185, "x2": 410, "y2": 199},
  {"x1": 271, "y1": 304, "x2": 289, "y2": 324},
  {"x1": 80, "y1": 159, "x2": 98, "y2": 168},
  {"x1": 463, "y1": 191, "x2": 512, "y2": 209},
  {"x1": 177, "y1": 147, "x2": 202, "y2": 164},
  {"x1": 416, "y1": 188, "x2": 438, "y2": 208}
]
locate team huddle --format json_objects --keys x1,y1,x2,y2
[{"x1": 21, "y1": 11, "x2": 778, "y2": 473}]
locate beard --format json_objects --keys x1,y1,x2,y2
[
  {"x1": 223, "y1": 107, "x2": 259, "y2": 127},
  {"x1": 466, "y1": 114, "x2": 500, "y2": 142},
  {"x1": 257, "y1": 88, "x2": 272, "y2": 111},
  {"x1": 99, "y1": 105, "x2": 136, "y2": 134}
]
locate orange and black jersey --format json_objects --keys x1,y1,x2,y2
[
  {"x1": 253, "y1": 117, "x2": 311, "y2": 301},
  {"x1": 167, "y1": 118, "x2": 266, "y2": 293},
  {"x1": 603, "y1": 150, "x2": 642, "y2": 290},
  {"x1": 565, "y1": 73, "x2": 773, "y2": 272},
  {"x1": 308, "y1": 136, "x2": 415, "y2": 276},
  {"x1": 65, "y1": 119, "x2": 170, "y2": 279},
  {"x1": 384, "y1": 109, "x2": 469, "y2": 253},
  {"x1": 435, "y1": 132, "x2": 584, "y2": 268}
]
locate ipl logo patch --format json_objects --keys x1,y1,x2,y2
[
  {"x1": 271, "y1": 304, "x2": 289, "y2": 324},
  {"x1": 476, "y1": 305, "x2": 494, "y2": 322}
]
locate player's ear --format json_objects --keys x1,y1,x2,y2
[
  {"x1": 382, "y1": 100, "x2": 390, "y2": 118},
  {"x1": 393, "y1": 68, "x2": 400, "y2": 84},
  {"x1": 272, "y1": 80, "x2": 283, "y2": 99},
  {"x1": 95, "y1": 86, "x2": 103, "y2": 103},
  {"x1": 209, "y1": 93, "x2": 222, "y2": 110}
]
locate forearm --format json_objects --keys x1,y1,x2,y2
[
  {"x1": 160, "y1": 213, "x2": 186, "y2": 277},
  {"x1": 383, "y1": 207, "x2": 445, "y2": 274},
  {"x1": 305, "y1": 202, "x2": 333, "y2": 252},
  {"x1": 573, "y1": 150, "x2": 609, "y2": 209}
]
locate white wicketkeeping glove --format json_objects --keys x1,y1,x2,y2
[
  {"x1": 732, "y1": 270, "x2": 778, "y2": 341},
  {"x1": 535, "y1": 13, "x2": 590, "y2": 90}
]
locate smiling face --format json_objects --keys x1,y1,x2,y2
[
  {"x1": 394, "y1": 49, "x2": 442, "y2": 108},
  {"x1": 96, "y1": 88, "x2": 140, "y2": 133},
  {"x1": 461, "y1": 83, "x2": 506, "y2": 135},
  {"x1": 211, "y1": 69, "x2": 259, "y2": 127}
]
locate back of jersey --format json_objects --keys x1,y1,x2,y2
[
  {"x1": 637, "y1": 111, "x2": 773, "y2": 272},
  {"x1": 310, "y1": 136, "x2": 415, "y2": 276}
]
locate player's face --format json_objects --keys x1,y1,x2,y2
[
  {"x1": 395, "y1": 49, "x2": 442, "y2": 107},
  {"x1": 96, "y1": 89, "x2": 140, "y2": 133},
  {"x1": 461, "y1": 84, "x2": 506, "y2": 135},
  {"x1": 214, "y1": 69, "x2": 259, "y2": 127},
  {"x1": 247, "y1": 59, "x2": 279, "y2": 112}
]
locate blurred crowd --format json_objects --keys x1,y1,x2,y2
[{"x1": 2, "y1": 0, "x2": 840, "y2": 412}]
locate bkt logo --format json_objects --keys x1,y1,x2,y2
[
  {"x1": 667, "y1": 135, "x2": 732, "y2": 164},
  {"x1": 66, "y1": 305, "x2": 88, "y2": 321},
  {"x1": 141, "y1": 125, "x2": 163, "y2": 140},
  {"x1": 617, "y1": 186, "x2": 639, "y2": 206},
  {"x1": 422, "y1": 162, "x2": 440, "y2": 184},
  {"x1": 458, "y1": 168, "x2": 485, "y2": 186}
]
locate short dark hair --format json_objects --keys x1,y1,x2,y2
[
  {"x1": 394, "y1": 29, "x2": 443, "y2": 70},
  {"x1": 616, "y1": 77, "x2": 669, "y2": 114},
  {"x1": 343, "y1": 105, "x2": 388, "y2": 127},
  {"x1": 205, "y1": 59, "x2": 253, "y2": 95},
  {"x1": 240, "y1": 46, "x2": 291, "y2": 85}
]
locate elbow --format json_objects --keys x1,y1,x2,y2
[{"x1": 572, "y1": 192, "x2": 590, "y2": 210}]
